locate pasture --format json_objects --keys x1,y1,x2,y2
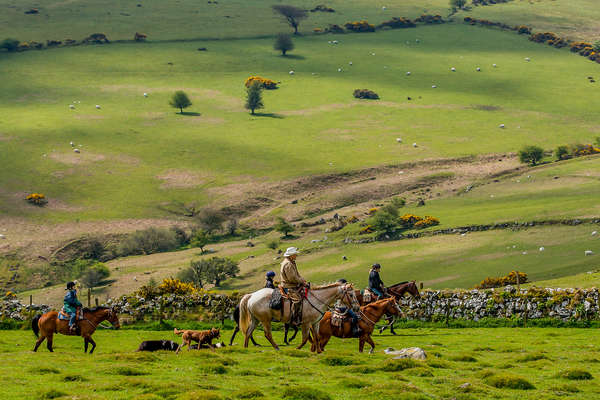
[
  {"x1": 0, "y1": 327, "x2": 598, "y2": 399},
  {"x1": 1, "y1": 24, "x2": 599, "y2": 223}
]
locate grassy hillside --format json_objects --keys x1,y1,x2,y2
[
  {"x1": 2, "y1": 328, "x2": 599, "y2": 400},
  {"x1": 2, "y1": 24, "x2": 599, "y2": 223}
]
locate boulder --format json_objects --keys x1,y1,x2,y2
[{"x1": 384, "y1": 347, "x2": 427, "y2": 360}]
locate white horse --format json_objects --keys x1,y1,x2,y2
[{"x1": 239, "y1": 282, "x2": 357, "y2": 351}]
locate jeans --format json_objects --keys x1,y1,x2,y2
[
  {"x1": 69, "y1": 312, "x2": 77, "y2": 327},
  {"x1": 347, "y1": 309, "x2": 359, "y2": 325},
  {"x1": 370, "y1": 287, "x2": 384, "y2": 298}
]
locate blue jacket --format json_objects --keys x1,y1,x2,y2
[{"x1": 63, "y1": 289, "x2": 82, "y2": 313}]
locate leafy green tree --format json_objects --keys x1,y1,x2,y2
[
  {"x1": 195, "y1": 208, "x2": 225, "y2": 234},
  {"x1": 272, "y1": 5, "x2": 308, "y2": 35},
  {"x1": 370, "y1": 210, "x2": 398, "y2": 234},
  {"x1": 555, "y1": 145, "x2": 570, "y2": 161},
  {"x1": 0, "y1": 38, "x2": 19, "y2": 52},
  {"x1": 274, "y1": 33, "x2": 294, "y2": 56},
  {"x1": 450, "y1": 0, "x2": 466, "y2": 11},
  {"x1": 169, "y1": 90, "x2": 192, "y2": 113},
  {"x1": 245, "y1": 81, "x2": 264, "y2": 115},
  {"x1": 190, "y1": 229, "x2": 210, "y2": 253},
  {"x1": 274, "y1": 217, "x2": 295, "y2": 237},
  {"x1": 518, "y1": 145, "x2": 544, "y2": 166},
  {"x1": 266, "y1": 239, "x2": 280, "y2": 250},
  {"x1": 79, "y1": 263, "x2": 110, "y2": 288},
  {"x1": 179, "y1": 257, "x2": 239, "y2": 288}
]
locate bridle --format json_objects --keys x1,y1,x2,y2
[
  {"x1": 359, "y1": 297, "x2": 401, "y2": 326},
  {"x1": 304, "y1": 283, "x2": 356, "y2": 317}
]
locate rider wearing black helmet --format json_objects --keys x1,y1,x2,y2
[{"x1": 265, "y1": 271, "x2": 276, "y2": 289}]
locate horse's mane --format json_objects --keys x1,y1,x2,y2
[
  {"x1": 83, "y1": 306, "x2": 109, "y2": 312},
  {"x1": 389, "y1": 281, "x2": 409, "y2": 288},
  {"x1": 310, "y1": 282, "x2": 343, "y2": 290}
]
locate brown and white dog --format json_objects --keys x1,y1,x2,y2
[{"x1": 174, "y1": 327, "x2": 220, "y2": 353}]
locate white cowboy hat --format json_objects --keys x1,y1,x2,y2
[{"x1": 284, "y1": 247, "x2": 299, "y2": 257}]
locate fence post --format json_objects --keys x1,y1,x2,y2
[
  {"x1": 87, "y1": 288, "x2": 91, "y2": 307},
  {"x1": 29, "y1": 295, "x2": 33, "y2": 319},
  {"x1": 419, "y1": 282, "x2": 424, "y2": 290},
  {"x1": 95, "y1": 298, "x2": 99, "y2": 307}
]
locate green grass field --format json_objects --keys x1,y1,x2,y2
[
  {"x1": 2, "y1": 24, "x2": 599, "y2": 222},
  {"x1": 1, "y1": 327, "x2": 598, "y2": 399}
]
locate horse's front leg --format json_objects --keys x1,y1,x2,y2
[
  {"x1": 311, "y1": 322, "x2": 322, "y2": 353},
  {"x1": 283, "y1": 324, "x2": 289, "y2": 345},
  {"x1": 365, "y1": 335, "x2": 376, "y2": 354},
  {"x1": 84, "y1": 337, "x2": 89, "y2": 353},
  {"x1": 296, "y1": 324, "x2": 311, "y2": 350},
  {"x1": 262, "y1": 320, "x2": 279, "y2": 350},
  {"x1": 87, "y1": 336, "x2": 97, "y2": 354}
]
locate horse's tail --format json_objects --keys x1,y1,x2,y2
[
  {"x1": 31, "y1": 314, "x2": 41, "y2": 338},
  {"x1": 232, "y1": 304, "x2": 240, "y2": 326},
  {"x1": 173, "y1": 328, "x2": 184, "y2": 336},
  {"x1": 238, "y1": 294, "x2": 252, "y2": 337}
]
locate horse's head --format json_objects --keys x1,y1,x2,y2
[
  {"x1": 407, "y1": 281, "x2": 421, "y2": 299},
  {"x1": 385, "y1": 297, "x2": 403, "y2": 317},
  {"x1": 339, "y1": 283, "x2": 360, "y2": 312},
  {"x1": 107, "y1": 307, "x2": 120, "y2": 329}
]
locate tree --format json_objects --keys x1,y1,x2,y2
[
  {"x1": 274, "y1": 33, "x2": 294, "y2": 56},
  {"x1": 272, "y1": 5, "x2": 308, "y2": 35},
  {"x1": 195, "y1": 208, "x2": 225, "y2": 234},
  {"x1": 555, "y1": 145, "x2": 570, "y2": 161},
  {"x1": 518, "y1": 145, "x2": 544, "y2": 166},
  {"x1": 79, "y1": 263, "x2": 110, "y2": 288},
  {"x1": 274, "y1": 217, "x2": 295, "y2": 237},
  {"x1": 0, "y1": 38, "x2": 19, "y2": 52},
  {"x1": 179, "y1": 257, "x2": 239, "y2": 288},
  {"x1": 190, "y1": 229, "x2": 210, "y2": 253},
  {"x1": 450, "y1": 0, "x2": 467, "y2": 11},
  {"x1": 169, "y1": 90, "x2": 192, "y2": 113},
  {"x1": 245, "y1": 81, "x2": 264, "y2": 115},
  {"x1": 370, "y1": 210, "x2": 398, "y2": 235}
]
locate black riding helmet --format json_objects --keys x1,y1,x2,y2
[
  {"x1": 66, "y1": 281, "x2": 76, "y2": 290},
  {"x1": 372, "y1": 263, "x2": 381, "y2": 270}
]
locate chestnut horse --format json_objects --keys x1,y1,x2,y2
[
  {"x1": 354, "y1": 281, "x2": 420, "y2": 335},
  {"x1": 313, "y1": 297, "x2": 402, "y2": 353},
  {"x1": 32, "y1": 307, "x2": 120, "y2": 353}
]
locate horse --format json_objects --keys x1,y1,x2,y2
[
  {"x1": 229, "y1": 304, "x2": 298, "y2": 346},
  {"x1": 32, "y1": 307, "x2": 120, "y2": 353},
  {"x1": 239, "y1": 282, "x2": 358, "y2": 351},
  {"x1": 313, "y1": 297, "x2": 401, "y2": 353},
  {"x1": 378, "y1": 281, "x2": 420, "y2": 334}
]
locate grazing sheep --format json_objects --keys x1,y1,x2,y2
[
  {"x1": 332, "y1": 40, "x2": 339, "y2": 44},
  {"x1": 74, "y1": 148, "x2": 80, "y2": 153},
  {"x1": 69, "y1": 104, "x2": 75, "y2": 109},
  {"x1": 493, "y1": 64, "x2": 497, "y2": 68},
  {"x1": 451, "y1": 67, "x2": 456, "y2": 72},
  {"x1": 349, "y1": 61, "x2": 353, "y2": 65},
  {"x1": 432, "y1": 85, "x2": 437, "y2": 88},
  {"x1": 337, "y1": 68, "x2": 342, "y2": 72},
  {"x1": 143, "y1": 93, "x2": 148, "y2": 97},
  {"x1": 522, "y1": 251, "x2": 528, "y2": 255},
  {"x1": 476, "y1": 67, "x2": 481, "y2": 72},
  {"x1": 539, "y1": 247, "x2": 545, "y2": 252},
  {"x1": 525, "y1": 57, "x2": 531, "y2": 62},
  {"x1": 382, "y1": 6, "x2": 386, "y2": 10},
  {"x1": 70, "y1": 141, "x2": 74, "y2": 147},
  {"x1": 585, "y1": 250, "x2": 594, "y2": 256},
  {"x1": 406, "y1": 71, "x2": 411, "y2": 75},
  {"x1": 396, "y1": 138, "x2": 402, "y2": 143},
  {"x1": 371, "y1": 53, "x2": 375, "y2": 56},
  {"x1": 499, "y1": 124, "x2": 505, "y2": 128},
  {"x1": 289, "y1": 70, "x2": 294, "y2": 75},
  {"x1": 592, "y1": 231, "x2": 598, "y2": 236},
  {"x1": 412, "y1": 143, "x2": 417, "y2": 147},
  {"x1": 0, "y1": 234, "x2": 5, "y2": 239},
  {"x1": 95, "y1": 105, "x2": 101, "y2": 109}
]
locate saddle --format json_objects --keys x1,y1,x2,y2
[
  {"x1": 331, "y1": 310, "x2": 346, "y2": 327},
  {"x1": 362, "y1": 288, "x2": 374, "y2": 303},
  {"x1": 269, "y1": 288, "x2": 284, "y2": 310},
  {"x1": 58, "y1": 308, "x2": 84, "y2": 321}
]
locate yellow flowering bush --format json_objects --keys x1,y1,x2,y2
[
  {"x1": 399, "y1": 214, "x2": 423, "y2": 227},
  {"x1": 359, "y1": 225, "x2": 374, "y2": 234},
  {"x1": 368, "y1": 208, "x2": 378, "y2": 215},
  {"x1": 571, "y1": 144, "x2": 600, "y2": 157},
  {"x1": 4, "y1": 291, "x2": 17, "y2": 299},
  {"x1": 476, "y1": 271, "x2": 528, "y2": 289},
  {"x1": 158, "y1": 278, "x2": 196, "y2": 295},
  {"x1": 414, "y1": 216, "x2": 440, "y2": 229},
  {"x1": 344, "y1": 21, "x2": 375, "y2": 32},
  {"x1": 244, "y1": 76, "x2": 278, "y2": 90},
  {"x1": 26, "y1": 193, "x2": 47, "y2": 206}
]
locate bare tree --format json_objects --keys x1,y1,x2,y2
[{"x1": 272, "y1": 5, "x2": 308, "y2": 35}]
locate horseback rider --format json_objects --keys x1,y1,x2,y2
[
  {"x1": 64, "y1": 281, "x2": 82, "y2": 332},
  {"x1": 368, "y1": 263, "x2": 386, "y2": 299},
  {"x1": 280, "y1": 247, "x2": 307, "y2": 326},
  {"x1": 334, "y1": 279, "x2": 361, "y2": 337},
  {"x1": 265, "y1": 271, "x2": 276, "y2": 289}
]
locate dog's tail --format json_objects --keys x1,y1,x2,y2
[
  {"x1": 238, "y1": 294, "x2": 252, "y2": 338},
  {"x1": 173, "y1": 328, "x2": 184, "y2": 336}
]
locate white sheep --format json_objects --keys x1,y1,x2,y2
[
  {"x1": 349, "y1": 61, "x2": 353, "y2": 65},
  {"x1": 337, "y1": 68, "x2": 342, "y2": 72},
  {"x1": 396, "y1": 138, "x2": 402, "y2": 143},
  {"x1": 406, "y1": 71, "x2": 411, "y2": 76},
  {"x1": 332, "y1": 40, "x2": 339, "y2": 44},
  {"x1": 70, "y1": 141, "x2": 74, "y2": 147},
  {"x1": 525, "y1": 57, "x2": 531, "y2": 62},
  {"x1": 289, "y1": 70, "x2": 294, "y2": 75},
  {"x1": 522, "y1": 251, "x2": 528, "y2": 255},
  {"x1": 412, "y1": 143, "x2": 417, "y2": 147},
  {"x1": 451, "y1": 67, "x2": 456, "y2": 72},
  {"x1": 95, "y1": 105, "x2": 101, "y2": 109},
  {"x1": 74, "y1": 148, "x2": 80, "y2": 153},
  {"x1": 382, "y1": 6, "x2": 387, "y2": 10},
  {"x1": 69, "y1": 104, "x2": 75, "y2": 109},
  {"x1": 592, "y1": 231, "x2": 597, "y2": 236},
  {"x1": 585, "y1": 250, "x2": 594, "y2": 256},
  {"x1": 143, "y1": 93, "x2": 148, "y2": 97},
  {"x1": 499, "y1": 124, "x2": 505, "y2": 128},
  {"x1": 493, "y1": 64, "x2": 497, "y2": 68},
  {"x1": 432, "y1": 85, "x2": 437, "y2": 88},
  {"x1": 476, "y1": 67, "x2": 481, "y2": 72},
  {"x1": 0, "y1": 234, "x2": 5, "y2": 239},
  {"x1": 371, "y1": 53, "x2": 375, "y2": 56},
  {"x1": 539, "y1": 247, "x2": 545, "y2": 252}
]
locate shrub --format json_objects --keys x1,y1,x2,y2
[
  {"x1": 517, "y1": 25, "x2": 532, "y2": 35},
  {"x1": 281, "y1": 386, "x2": 332, "y2": 400},
  {"x1": 353, "y1": 89, "x2": 379, "y2": 99},
  {"x1": 271, "y1": 5, "x2": 308, "y2": 35},
  {"x1": 266, "y1": 239, "x2": 279, "y2": 250},
  {"x1": 169, "y1": 90, "x2": 192, "y2": 113},
  {"x1": 274, "y1": 33, "x2": 294, "y2": 56},
  {"x1": 79, "y1": 262, "x2": 110, "y2": 288},
  {"x1": 570, "y1": 143, "x2": 600, "y2": 157},
  {"x1": 475, "y1": 271, "x2": 528, "y2": 289},
  {"x1": 359, "y1": 225, "x2": 374, "y2": 234},
  {"x1": 195, "y1": 208, "x2": 226, "y2": 234},
  {"x1": 415, "y1": 14, "x2": 444, "y2": 24},
  {"x1": 517, "y1": 352, "x2": 548, "y2": 362},
  {"x1": 325, "y1": 24, "x2": 344, "y2": 33},
  {"x1": 555, "y1": 145, "x2": 571, "y2": 160},
  {"x1": 344, "y1": 21, "x2": 375, "y2": 32},
  {"x1": 25, "y1": 193, "x2": 47, "y2": 206},
  {"x1": 40, "y1": 390, "x2": 67, "y2": 399},
  {"x1": 114, "y1": 367, "x2": 148, "y2": 376},
  {"x1": 178, "y1": 391, "x2": 222, "y2": 400},
  {"x1": 83, "y1": 33, "x2": 109, "y2": 44},
  {"x1": 321, "y1": 356, "x2": 355, "y2": 366},
  {"x1": 117, "y1": 227, "x2": 179, "y2": 256},
  {"x1": 157, "y1": 278, "x2": 197, "y2": 295},
  {"x1": 245, "y1": 81, "x2": 264, "y2": 115},
  {"x1": 181, "y1": 257, "x2": 239, "y2": 287},
  {"x1": 557, "y1": 369, "x2": 593, "y2": 380},
  {"x1": 399, "y1": 214, "x2": 423, "y2": 227},
  {"x1": 370, "y1": 210, "x2": 397, "y2": 234},
  {"x1": 310, "y1": 4, "x2": 335, "y2": 12},
  {"x1": 485, "y1": 374, "x2": 535, "y2": 390},
  {"x1": 518, "y1": 145, "x2": 544, "y2": 166},
  {"x1": 134, "y1": 32, "x2": 147, "y2": 41},
  {"x1": 274, "y1": 217, "x2": 295, "y2": 237},
  {"x1": 378, "y1": 17, "x2": 415, "y2": 29},
  {"x1": 450, "y1": 354, "x2": 477, "y2": 362},
  {"x1": 244, "y1": 76, "x2": 277, "y2": 90},
  {"x1": 190, "y1": 229, "x2": 210, "y2": 253},
  {"x1": 0, "y1": 38, "x2": 20, "y2": 52},
  {"x1": 414, "y1": 216, "x2": 440, "y2": 229}
]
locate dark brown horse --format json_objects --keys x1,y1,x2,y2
[
  {"x1": 313, "y1": 297, "x2": 401, "y2": 353},
  {"x1": 354, "y1": 281, "x2": 420, "y2": 334},
  {"x1": 32, "y1": 307, "x2": 120, "y2": 353}
]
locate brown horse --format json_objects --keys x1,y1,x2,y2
[
  {"x1": 32, "y1": 307, "x2": 120, "y2": 353},
  {"x1": 313, "y1": 297, "x2": 401, "y2": 353}
]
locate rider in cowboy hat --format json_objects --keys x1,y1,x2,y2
[
  {"x1": 64, "y1": 281, "x2": 82, "y2": 332},
  {"x1": 280, "y1": 247, "x2": 307, "y2": 326},
  {"x1": 265, "y1": 271, "x2": 276, "y2": 289},
  {"x1": 368, "y1": 263, "x2": 386, "y2": 299},
  {"x1": 334, "y1": 279, "x2": 361, "y2": 337}
]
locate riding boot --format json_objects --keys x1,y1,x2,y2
[{"x1": 292, "y1": 302, "x2": 302, "y2": 326}]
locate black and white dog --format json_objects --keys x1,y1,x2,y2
[{"x1": 136, "y1": 340, "x2": 179, "y2": 352}]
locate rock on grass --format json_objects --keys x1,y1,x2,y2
[
  {"x1": 485, "y1": 374, "x2": 535, "y2": 390},
  {"x1": 557, "y1": 369, "x2": 593, "y2": 380}
]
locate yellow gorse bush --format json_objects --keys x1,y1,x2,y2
[
  {"x1": 158, "y1": 278, "x2": 197, "y2": 295},
  {"x1": 244, "y1": 76, "x2": 278, "y2": 90},
  {"x1": 26, "y1": 193, "x2": 47, "y2": 206},
  {"x1": 414, "y1": 216, "x2": 440, "y2": 229}
]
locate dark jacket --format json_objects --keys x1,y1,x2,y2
[
  {"x1": 265, "y1": 278, "x2": 275, "y2": 289},
  {"x1": 368, "y1": 270, "x2": 384, "y2": 291},
  {"x1": 63, "y1": 289, "x2": 82, "y2": 313}
]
